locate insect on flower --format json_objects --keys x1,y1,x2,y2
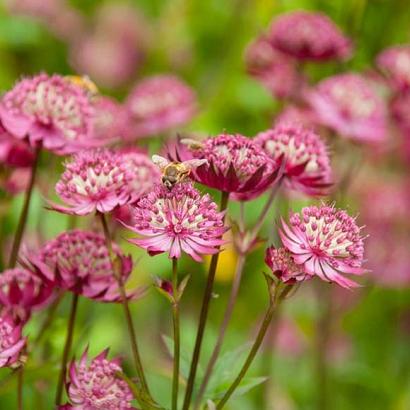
[{"x1": 152, "y1": 154, "x2": 208, "y2": 189}]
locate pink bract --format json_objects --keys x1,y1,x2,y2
[
  {"x1": 280, "y1": 205, "x2": 366, "y2": 289},
  {"x1": 125, "y1": 182, "x2": 227, "y2": 262},
  {"x1": 0, "y1": 311, "x2": 26, "y2": 368}
]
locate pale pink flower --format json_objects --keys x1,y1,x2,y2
[
  {"x1": 255, "y1": 123, "x2": 332, "y2": 196},
  {"x1": 275, "y1": 105, "x2": 318, "y2": 129},
  {"x1": 64, "y1": 348, "x2": 135, "y2": 410},
  {"x1": 0, "y1": 311, "x2": 26, "y2": 368},
  {"x1": 306, "y1": 73, "x2": 387, "y2": 143},
  {"x1": 26, "y1": 229, "x2": 134, "y2": 302},
  {"x1": 391, "y1": 91, "x2": 410, "y2": 162},
  {"x1": 125, "y1": 182, "x2": 227, "y2": 261},
  {"x1": 280, "y1": 205, "x2": 366, "y2": 289},
  {"x1": 125, "y1": 75, "x2": 197, "y2": 138},
  {"x1": 269, "y1": 11, "x2": 352, "y2": 61},
  {"x1": 0, "y1": 73, "x2": 95, "y2": 154},
  {"x1": 2, "y1": 168, "x2": 31, "y2": 195}
]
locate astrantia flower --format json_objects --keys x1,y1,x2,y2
[
  {"x1": 275, "y1": 105, "x2": 318, "y2": 129},
  {"x1": 0, "y1": 312, "x2": 26, "y2": 368},
  {"x1": 376, "y1": 45, "x2": 410, "y2": 92},
  {"x1": 53, "y1": 149, "x2": 135, "y2": 215},
  {"x1": 0, "y1": 268, "x2": 54, "y2": 321},
  {"x1": 125, "y1": 75, "x2": 197, "y2": 138},
  {"x1": 125, "y1": 182, "x2": 227, "y2": 261},
  {"x1": 280, "y1": 205, "x2": 366, "y2": 289},
  {"x1": 306, "y1": 73, "x2": 387, "y2": 143},
  {"x1": 27, "y1": 230, "x2": 133, "y2": 302},
  {"x1": 0, "y1": 73, "x2": 94, "y2": 155},
  {"x1": 269, "y1": 11, "x2": 352, "y2": 61},
  {"x1": 255, "y1": 123, "x2": 332, "y2": 196},
  {"x1": 177, "y1": 133, "x2": 282, "y2": 200},
  {"x1": 0, "y1": 124, "x2": 34, "y2": 168},
  {"x1": 265, "y1": 246, "x2": 310, "y2": 284},
  {"x1": 64, "y1": 348, "x2": 135, "y2": 410}
]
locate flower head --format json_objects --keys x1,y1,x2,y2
[
  {"x1": 53, "y1": 149, "x2": 135, "y2": 215},
  {"x1": 265, "y1": 246, "x2": 310, "y2": 284},
  {"x1": 0, "y1": 311, "x2": 26, "y2": 368},
  {"x1": 280, "y1": 205, "x2": 365, "y2": 289},
  {"x1": 178, "y1": 133, "x2": 282, "y2": 200},
  {"x1": 0, "y1": 268, "x2": 54, "y2": 321},
  {"x1": 64, "y1": 348, "x2": 134, "y2": 410},
  {"x1": 0, "y1": 73, "x2": 95, "y2": 154},
  {"x1": 27, "y1": 230, "x2": 133, "y2": 302},
  {"x1": 125, "y1": 182, "x2": 227, "y2": 261},
  {"x1": 125, "y1": 75, "x2": 197, "y2": 138},
  {"x1": 255, "y1": 123, "x2": 332, "y2": 196},
  {"x1": 269, "y1": 11, "x2": 352, "y2": 61},
  {"x1": 306, "y1": 73, "x2": 387, "y2": 143}
]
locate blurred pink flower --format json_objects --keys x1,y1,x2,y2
[
  {"x1": 2, "y1": 168, "x2": 31, "y2": 195},
  {"x1": 125, "y1": 75, "x2": 197, "y2": 139},
  {"x1": 53, "y1": 149, "x2": 135, "y2": 215},
  {"x1": 275, "y1": 318, "x2": 306, "y2": 357},
  {"x1": 27, "y1": 229, "x2": 134, "y2": 302},
  {"x1": 0, "y1": 73, "x2": 95, "y2": 155},
  {"x1": 64, "y1": 348, "x2": 135, "y2": 410},
  {"x1": 376, "y1": 45, "x2": 410, "y2": 92},
  {"x1": 280, "y1": 205, "x2": 366, "y2": 289},
  {"x1": 125, "y1": 182, "x2": 227, "y2": 261},
  {"x1": 0, "y1": 125, "x2": 33, "y2": 168},
  {"x1": 177, "y1": 133, "x2": 282, "y2": 200},
  {"x1": 244, "y1": 36, "x2": 302, "y2": 99},
  {"x1": 306, "y1": 73, "x2": 387, "y2": 143},
  {"x1": 0, "y1": 311, "x2": 26, "y2": 368},
  {"x1": 0, "y1": 268, "x2": 54, "y2": 321},
  {"x1": 255, "y1": 123, "x2": 332, "y2": 196},
  {"x1": 390, "y1": 91, "x2": 410, "y2": 162},
  {"x1": 275, "y1": 105, "x2": 318, "y2": 129},
  {"x1": 269, "y1": 11, "x2": 352, "y2": 62}
]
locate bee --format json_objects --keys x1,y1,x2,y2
[
  {"x1": 65, "y1": 75, "x2": 99, "y2": 97},
  {"x1": 152, "y1": 155, "x2": 208, "y2": 189}
]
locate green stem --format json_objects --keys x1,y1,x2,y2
[
  {"x1": 8, "y1": 145, "x2": 41, "y2": 268},
  {"x1": 17, "y1": 366, "x2": 23, "y2": 410},
  {"x1": 55, "y1": 293, "x2": 79, "y2": 406},
  {"x1": 182, "y1": 191, "x2": 230, "y2": 410},
  {"x1": 171, "y1": 258, "x2": 180, "y2": 410}
]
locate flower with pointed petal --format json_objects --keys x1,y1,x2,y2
[{"x1": 0, "y1": 311, "x2": 26, "y2": 368}]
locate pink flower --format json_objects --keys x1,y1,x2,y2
[
  {"x1": 0, "y1": 124, "x2": 34, "y2": 168},
  {"x1": 265, "y1": 246, "x2": 311, "y2": 284},
  {"x1": 255, "y1": 123, "x2": 332, "y2": 196},
  {"x1": 0, "y1": 311, "x2": 26, "y2": 368},
  {"x1": 244, "y1": 36, "x2": 302, "y2": 99},
  {"x1": 376, "y1": 45, "x2": 410, "y2": 92},
  {"x1": 125, "y1": 75, "x2": 197, "y2": 138},
  {"x1": 0, "y1": 268, "x2": 54, "y2": 321},
  {"x1": 306, "y1": 73, "x2": 387, "y2": 143},
  {"x1": 0, "y1": 73, "x2": 95, "y2": 155},
  {"x1": 125, "y1": 182, "x2": 227, "y2": 261},
  {"x1": 269, "y1": 11, "x2": 352, "y2": 61},
  {"x1": 2, "y1": 168, "x2": 31, "y2": 195},
  {"x1": 275, "y1": 104, "x2": 318, "y2": 129},
  {"x1": 64, "y1": 348, "x2": 135, "y2": 410},
  {"x1": 280, "y1": 205, "x2": 366, "y2": 289},
  {"x1": 177, "y1": 133, "x2": 282, "y2": 200},
  {"x1": 53, "y1": 149, "x2": 135, "y2": 215},
  {"x1": 391, "y1": 92, "x2": 410, "y2": 162},
  {"x1": 26, "y1": 229, "x2": 134, "y2": 302}
]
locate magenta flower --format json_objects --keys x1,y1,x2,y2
[
  {"x1": 125, "y1": 182, "x2": 227, "y2": 261},
  {"x1": 280, "y1": 205, "x2": 366, "y2": 289},
  {"x1": 376, "y1": 45, "x2": 410, "y2": 92},
  {"x1": 0, "y1": 268, "x2": 54, "y2": 321},
  {"x1": 269, "y1": 11, "x2": 352, "y2": 61},
  {"x1": 52, "y1": 149, "x2": 136, "y2": 215},
  {"x1": 0, "y1": 311, "x2": 26, "y2": 368},
  {"x1": 26, "y1": 230, "x2": 134, "y2": 302},
  {"x1": 265, "y1": 246, "x2": 311, "y2": 284},
  {"x1": 306, "y1": 73, "x2": 387, "y2": 143},
  {"x1": 63, "y1": 348, "x2": 135, "y2": 410},
  {"x1": 0, "y1": 124, "x2": 34, "y2": 168},
  {"x1": 255, "y1": 123, "x2": 332, "y2": 196},
  {"x1": 125, "y1": 75, "x2": 197, "y2": 138},
  {"x1": 0, "y1": 73, "x2": 95, "y2": 155},
  {"x1": 177, "y1": 133, "x2": 282, "y2": 200}
]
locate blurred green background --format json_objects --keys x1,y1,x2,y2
[{"x1": 0, "y1": 0, "x2": 410, "y2": 409}]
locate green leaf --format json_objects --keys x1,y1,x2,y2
[{"x1": 212, "y1": 376, "x2": 268, "y2": 400}]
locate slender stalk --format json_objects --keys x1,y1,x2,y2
[
  {"x1": 8, "y1": 145, "x2": 41, "y2": 268},
  {"x1": 182, "y1": 191, "x2": 230, "y2": 410},
  {"x1": 98, "y1": 213, "x2": 151, "y2": 397},
  {"x1": 171, "y1": 258, "x2": 180, "y2": 410},
  {"x1": 17, "y1": 367, "x2": 23, "y2": 410},
  {"x1": 194, "y1": 254, "x2": 246, "y2": 408},
  {"x1": 55, "y1": 293, "x2": 79, "y2": 406}
]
